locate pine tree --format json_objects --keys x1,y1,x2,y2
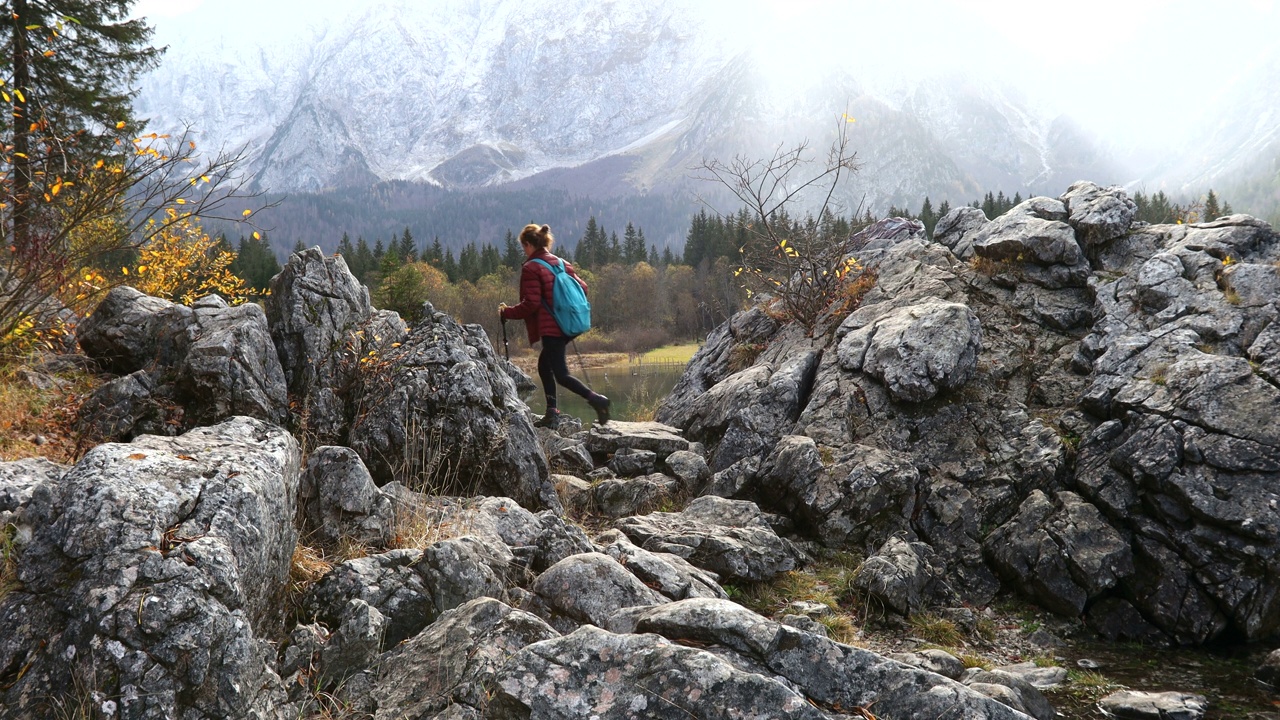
[
  {"x1": 3, "y1": 1, "x2": 163, "y2": 251},
  {"x1": 427, "y1": 236, "x2": 444, "y2": 266},
  {"x1": 608, "y1": 231, "x2": 622, "y2": 265},
  {"x1": 623, "y1": 222, "x2": 645, "y2": 264},
  {"x1": 480, "y1": 243, "x2": 502, "y2": 276},
  {"x1": 683, "y1": 210, "x2": 708, "y2": 267},
  {"x1": 648, "y1": 244, "x2": 659, "y2": 266},
  {"x1": 292, "y1": 239, "x2": 306, "y2": 255},
  {"x1": 397, "y1": 227, "x2": 417, "y2": 263},
  {"x1": 579, "y1": 216, "x2": 602, "y2": 268},
  {"x1": 373, "y1": 238, "x2": 385, "y2": 263},
  {"x1": 354, "y1": 237, "x2": 374, "y2": 282},
  {"x1": 442, "y1": 248, "x2": 459, "y2": 282},
  {"x1": 338, "y1": 232, "x2": 354, "y2": 259},
  {"x1": 502, "y1": 230, "x2": 523, "y2": 268},
  {"x1": 1012, "y1": 192, "x2": 1023, "y2": 206},
  {"x1": 919, "y1": 197, "x2": 936, "y2": 239},
  {"x1": 1204, "y1": 190, "x2": 1221, "y2": 221},
  {"x1": 661, "y1": 247, "x2": 675, "y2": 266},
  {"x1": 938, "y1": 200, "x2": 951, "y2": 218},
  {"x1": 459, "y1": 241, "x2": 480, "y2": 283}
]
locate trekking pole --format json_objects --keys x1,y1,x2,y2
[
  {"x1": 572, "y1": 337, "x2": 592, "y2": 386},
  {"x1": 500, "y1": 318, "x2": 510, "y2": 361}
]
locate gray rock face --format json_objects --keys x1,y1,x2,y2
[
  {"x1": 304, "y1": 537, "x2": 510, "y2": 649},
  {"x1": 758, "y1": 436, "x2": 919, "y2": 551},
  {"x1": 837, "y1": 297, "x2": 982, "y2": 402},
  {"x1": 597, "y1": 529, "x2": 727, "y2": 601},
  {"x1": 348, "y1": 306, "x2": 558, "y2": 511},
  {"x1": 853, "y1": 536, "x2": 953, "y2": 616},
  {"x1": 0, "y1": 417, "x2": 299, "y2": 719},
  {"x1": 985, "y1": 490, "x2": 1134, "y2": 617},
  {"x1": 299, "y1": 446, "x2": 396, "y2": 549},
  {"x1": 266, "y1": 247, "x2": 379, "y2": 445},
  {"x1": 489, "y1": 625, "x2": 830, "y2": 720},
  {"x1": 934, "y1": 205, "x2": 990, "y2": 259},
  {"x1": 584, "y1": 420, "x2": 691, "y2": 459},
  {"x1": 630, "y1": 599, "x2": 1033, "y2": 719},
  {"x1": 371, "y1": 598, "x2": 559, "y2": 720},
  {"x1": 0, "y1": 457, "x2": 65, "y2": 533},
  {"x1": 77, "y1": 290, "x2": 289, "y2": 438},
  {"x1": 530, "y1": 552, "x2": 667, "y2": 627},
  {"x1": 591, "y1": 474, "x2": 675, "y2": 518},
  {"x1": 1061, "y1": 180, "x2": 1137, "y2": 249},
  {"x1": 614, "y1": 500, "x2": 801, "y2": 583}
]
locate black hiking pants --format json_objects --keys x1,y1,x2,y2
[{"x1": 538, "y1": 335, "x2": 592, "y2": 410}]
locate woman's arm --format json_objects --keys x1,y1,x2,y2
[{"x1": 501, "y1": 263, "x2": 543, "y2": 320}]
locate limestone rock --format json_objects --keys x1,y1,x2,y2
[
  {"x1": 837, "y1": 298, "x2": 982, "y2": 402},
  {"x1": 0, "y1": 417, "x2": 299, "y2": 719}
]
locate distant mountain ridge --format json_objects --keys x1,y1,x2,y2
[{"x1": 137, "y1": 0, "x2": 1280, "y2": 246}]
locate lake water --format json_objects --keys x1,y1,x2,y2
[{"x1": 530, "y1": 363, "x2": 686, "y2": 424}]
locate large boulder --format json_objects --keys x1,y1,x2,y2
[
  {"x1": 530, "y1": 552, "x2": 667, "y2": 627},
  {"x1": 348, "y1": 305, "x2": 559, "y2": 511},
  {"x1": 614, "y1": 498, "x2": 802, "y2": 584},
  {"x1": 1060, "y1": 180, "x2": 1138, "y2": 250},
  {"x1": 77, "y1": 290, "x2": 289, "y2": 438},
  {"x1": 836, "y1": 297, "x2": 983, "y2": 402},
  {"x1": 933, "y1": 205, "x2": 989, "y2": 259},
  {"x1": 265, "y1": 247, "x2": 392, "y2": 445},
  {"x1": 298, "y1": 446, "x2": 396, "y2": 549},
  {"x1": 0, "y1": 417, "x2": 299, "y2": 719}
]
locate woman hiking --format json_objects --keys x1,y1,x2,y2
[{"x1": 499, "y1": 223, "x2": 610, "y2": 428}]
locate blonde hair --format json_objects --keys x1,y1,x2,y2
[{"x1": 519, "y1": 223, "x2": 554, "y2": 250}]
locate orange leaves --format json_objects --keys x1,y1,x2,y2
[{"x1": 128, "y1": 214, "x2": 250, "y2": 306}]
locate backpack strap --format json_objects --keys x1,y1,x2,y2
[{"x1": 527, "y1": 257, "x2": 560, "y2": 316}]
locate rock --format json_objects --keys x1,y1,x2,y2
[
  {"x1": 592, "y1": 474, "x2": 675, "y2": 518},
  {"x1": 178, "y1": 296, "x2": 289, "y2": 428},
  {"x1": 543, "y1": 434, "x2": 594, "y2": 475},
  {"x1": 934, "y1": 205, "x2": 989, "y2": 259},
  {"x1": 615, "y1": 500, "x2": 802, "y2": 583},
  {"x1": 1085, "y1": 597, "x2": 1169, "y2": 645},
  {"x1": 596, "y1": 529, "x2": 727, "y2": 600},
  {"x1": 1061, "y1": 180, "x2": 1137, "y2": 249},
  {"x1": 552, "y1": 474, "x2": 593, "y2": 514},
  {"x1": 304, "y1": 537, "x2": 510, "y2": 648},
  {"x1": 663, "y1": 449, "x2": 711, "y2": 493},
  {"x1": 490, "y1": 625, "x2": 830, "y2": 720},
  {"x1": 837, "y1": 298, "x2": 982, "y2": 402},
  {"x1": 529, "y1": 553, "x2": 666, "y2": 627},
  {"x1": 0, "y1": 417, "x2": 299, "y2": 719},
  {"x1": 1256, "y1": 648, "x2": 1280, "y2": 687},
  {"x1": 530, "y1": 510, "x2": 595, "y2": 573},
  {"x1": 606, "y1": 447, "x2": 657, "y2": 477},
  {"x1": 991, "y1": 662, "x2": 1069, "y2": 689},
  {"x1": 852, "y1": 536, "x2": 951, "y2": 616},
  {"x1": 299, "y1": 445, "x2": 396, "y2": 549},
  {"x1": 584, "y1": 420, "x2": 691, "y2": 459},
  {"x1": 887, "y1": 648, "x2": 966, "y2": 680},
  {"x1": 74, "y1": 369, "x2": 178, "y2": 442},
  {"x1": 1097, "y1": 690, "x2": 1209, "y2": 720},
  {"x1": 984, "y1": 490, "x2": 1134, "y2": 617},
  {"x1": 757, "y1": 436, "x2": 919, "y2": 550},
  {"x1": 973, "y1": 204, "x2": 1082, "y2": 266},
  {"x1": 963, "y1": 670, "x2": 1056, "y2": 720},
  {"x1": 77, "y1": 289, "x2": 289, "y2": 437},
  {"x1": 630, "y1": 599, "x2": 1033, "y2": 719},
  {"x1": 348, "y1": 307, "x2": 559, "y2": 511},
  {"x1": 0, "y1": 457, "x2": 65, "y2": 533},
  {"x1": 76, "y1": 285, "x2": 188, "y2": 373},
  {"x1": 371, "y1": 598, "x2": 559, "y2": 720},
  {"x1": 266, "y1": 247, "x2": 381, "y2": 445},
  {"x1": 320, "y1": 599, "x2": 387, "y2": 684}
]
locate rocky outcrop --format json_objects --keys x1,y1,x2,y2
[
  {"x1": 298, "y1": 446, "x2": 397, "y2": 549},
  {"x1": 77, "y1": 289, "x2": 288, "y2": 439},
  {"x1": 348, "y1": 304, "x2": 559, "y2": 511},
  {"x1": 265, "y1": 247, "x2": 397, "y2": 445},
  {"x1": 655, "y1": 185, "x2": 1280, "y2": 646},
  {"x1": 0, "y1": 417, "x2": 299, "y2": 719}
]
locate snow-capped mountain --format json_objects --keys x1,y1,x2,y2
[{"x1": 136, "y1": 0, "x2": 1277, "y2": 219}]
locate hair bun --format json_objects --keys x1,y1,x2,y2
[{"x1": 540, "y1": 224, "x2": 551, "y2": 236}]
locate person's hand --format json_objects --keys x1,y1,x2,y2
[{"x1": 498, "y1": 302, "x2": 508, "y2": 314}]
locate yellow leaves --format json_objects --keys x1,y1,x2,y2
[
  {"x1": 130, "y1": 214, "x2": 250, "y2": 306},
  {"x1": 252, "y1": 231, "x2": 260, "y2": 240},
  {"x1": 13, "y1": 89, "x2": 24, "y2": 103},
  {"x1": 842, "y1": 113, "x2": 856, "y2": 123},
  {"x1": 241, "y1": 209, "x2": 252, "y2": 217},
  {"x1": 174, "y1": 198, "x2": 186, "y2": 205},
  {"x1": 94, "y1": 159, "x2": 105, "y2": 169},
  {"x1": 116, "y1": 121, "x2": 126, "y2": 129},
  {"x1": 1, "y1": 92, "x2": 9, "y2": 103},
  {"x1": 42, "y1": 50, "x2": 55, "y2": 58},
  {"x1": 1223, "y1": 255, "x2": 1236, "y2": 266}
]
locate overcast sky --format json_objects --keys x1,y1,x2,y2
[{"x1": 133, "y1": 0, "x2": 1279, "y2": 152}]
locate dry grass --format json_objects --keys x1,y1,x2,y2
[
  {"x1": 0, "y1": 523, "x2": 20, "y2": 602},
  {"x1": 387, "y1": 500, "x2": 477, "y2": 551},
  {"x1": 908, "y1": 613, "x2": 965, "y2": 648},
  {"x1": 286, "y1": 543, "x2": 334, "y2": 609},
  {"x1": 1224, "y1": 287, "x2": 1243, "y2": 305},
  {"x1": 0, "y1": 362, "x2": 98, "y2": 463}
]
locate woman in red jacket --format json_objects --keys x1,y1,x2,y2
[{"x1": 499, "y1": 223, "x2": 610, "y2": 428}]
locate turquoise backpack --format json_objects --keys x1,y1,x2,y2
[{"x1": 530, "y1": 257, "x2": 592, "y2": 337}]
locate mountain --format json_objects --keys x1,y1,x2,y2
[{"x1": 136, "y1": 0, "x2": 1279, "y2": 252}]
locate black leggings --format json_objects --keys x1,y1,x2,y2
[{"x1": 538, "y1": 335, "x2": 592, "y2": 410}]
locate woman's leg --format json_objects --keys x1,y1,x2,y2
[
  {"x1": 542, "y1": 335, "x2": 591, "y2": 398},
  {"x1": 537, "y1": 342, "x2": 558, "y2": 411}
]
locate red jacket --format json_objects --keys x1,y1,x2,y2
[{"x1": 500, "y1": 248, "x2": 587, "y2": 344}]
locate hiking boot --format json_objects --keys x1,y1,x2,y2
[
  {"x1": 534, "y1": 409, "x2": 562, "y2": 430},
  {"x1": 588, "y1": 394, "x2": 611, "y2": 425}
]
